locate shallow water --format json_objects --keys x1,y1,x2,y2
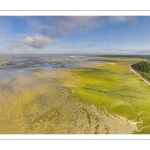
[{"x1": 0, "y1": 55, "x2": 105, "y2": 79}]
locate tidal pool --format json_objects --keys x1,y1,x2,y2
[{"x1": 0, "y1": 55, "x2": 105, "y2": 79}]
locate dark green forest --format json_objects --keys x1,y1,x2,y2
[{"x1": 131, "y1": 61, "x2": 150, "y2": 81}]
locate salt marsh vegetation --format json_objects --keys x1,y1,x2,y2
[{"x1": 0, "y1": 56, "x2": 150, "y2": 134}]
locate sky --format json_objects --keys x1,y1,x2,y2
[{"x1": 0, "y1": 16, "x2": 150, "y2": 55}]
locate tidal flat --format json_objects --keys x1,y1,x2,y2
[{"x1": 0, "y1": 55, "x2": 150, "y2": 134}]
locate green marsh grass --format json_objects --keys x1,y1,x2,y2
[{"x1": 72, "y1": 58, "x2": 150, "y2": 133}]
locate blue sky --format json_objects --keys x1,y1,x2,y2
[{"x1": 0, "y1": 16, "x2": 150, "y2": 55}]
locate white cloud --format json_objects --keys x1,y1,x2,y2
[
  {"x1": 108, "y1": 16, "x2": 137, "y2": 24},
  {"x1": 31, "y1": 21, "x2": 50, "y2": 30},
  {"x1": 108, "y1": 16, "x2": 128, "y2": 23},
  {"x1": 44, "y1": 16, "x2": 105, "y2": 38},
  {"x1": 56, "y1": 16, "x2": 104, "y2": 30},
  {"x1": 24, "y1": 35, "x2": 57, "y2": 48},
  {"x1": 28, "y1": 16, "x2": 138, "y2": 42}
]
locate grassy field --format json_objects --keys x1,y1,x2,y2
[
  {"x1": 71, "y1": 57, "x2": 150, "y2": 134},
  {"x1": 0, "y1": 57, "x2": 150, "y2": 133}
]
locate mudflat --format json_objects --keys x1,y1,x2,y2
[{"x1": 0, "y1": 55, "x2": 150, "y2": 134}]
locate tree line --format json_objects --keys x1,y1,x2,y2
[
  {"x1": 131, "y1": 61, "x2": 150, "y2": 81},
  {"x1": 131, "y1": 61, "x2": 150, "y2": 73}
]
